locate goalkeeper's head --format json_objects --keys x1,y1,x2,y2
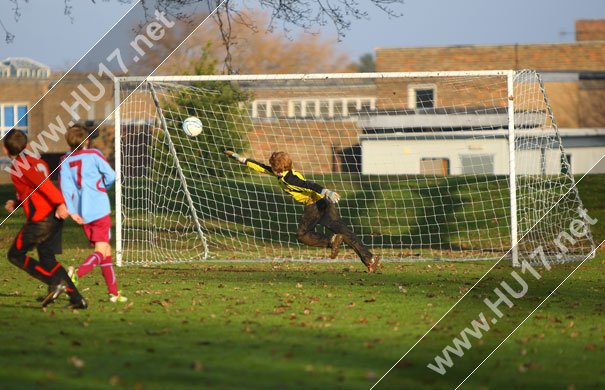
[{"x1": 269, "y1": 151, "x2": 292, "y2": 177}]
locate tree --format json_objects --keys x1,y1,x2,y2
[
  {"x1": 352, "y1": 53, "x2": 376, "y2": 73},
  {"x1": 3, "y1": 1, "x2": 404, "y2": 71},
  {"x1": 160, "y1": 44, "x2": 250, "y2": 178},
  {"x1": 147, "y1": 9, "x2": 352, "y2": 75}
]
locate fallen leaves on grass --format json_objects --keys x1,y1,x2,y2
[
  {"x1": 518, "y1": 362, "x2": 539, "y2": 373},
  {"x1": 241, "y1": 326, "x2": 255, "y2": 334},
  {"x1": 585, "y1": 343, "x2": 597, "y2": 351},
  {"x1": 69, "y1": 356, "x2": 85, "y2": 369},
  {"x1": 150, "y1": 299, "x2": 172, "y2": 308},
  {"x1": 109, "y1": 375, "x2": 120, "y2": 385},
  {"x1": 144, "y1": 327, "x2": 170, "y2": 336}
]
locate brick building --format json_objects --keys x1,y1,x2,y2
[
  {"x1": 0, "y1": 57, "x2": 114, "y2": 183},
  {"x1": 375, "y1": 19, "x2": 605, "y2": 129},
  {"x1": 1, "y1": 19, "x2": 604, "y2": 182}
]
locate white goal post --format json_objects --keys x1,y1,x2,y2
[{"x1": 113, "y1": 70, "x2": 595, "y2": 267}]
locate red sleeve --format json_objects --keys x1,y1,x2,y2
[{"x1": 23, "y1": 161, "x2": 65, "y2": 206}]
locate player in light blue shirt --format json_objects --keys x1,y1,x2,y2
[
  {"x1": 60, "y1": 125, "x2": 127, "y2": 303},
  {"x1": 60, "y1": 146, "x2": 115, "y2": 224}
]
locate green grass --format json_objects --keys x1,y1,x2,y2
[
  {"x1": 0, "y1": 175, "x2": 603, "y2": 389},
  {"x1": 123, "y1": 172, "x2": 590, "y2": 262}
]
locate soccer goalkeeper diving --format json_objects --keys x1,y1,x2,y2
[{"x1": 224, "y1": 150, "x2": 380, "y2": 273}]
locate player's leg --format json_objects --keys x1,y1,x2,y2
[
  {"x1": 87, "y1": 215, "x2": 127, "y2": 302},
  {"x1": 37, "y1": 245, "x2": 83, "y2": 307},
  {"x1": 296, "y1": 202, "x2": 331, "y2": 248},
  {"x1": 96, "y1": 241, "x2": 115, "y2": 294},
  {"x1": 320, "y1": 202, "x2": 380, "y2": 271},
  {"x1": 6, "y1": 223, "x2": 54, "y2": 285},
  {"x1": 75, "y1": 222, "x2": 103, "y2": 278},
  {"x1": 99, "y1": 242, "x2": 127, "y2": 302},
  {"x1": 36, "y1": 218, "x2": 87, "y2": 308}
]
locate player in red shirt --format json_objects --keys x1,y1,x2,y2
[{"x1": 3, "y1": 129, "x2": 87, "y2": 309}]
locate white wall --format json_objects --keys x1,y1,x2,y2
[
  {"x1": 362, "y1": 138, "x2": 510, "y2": 175},
  {"x1": 566, "y1": 147, "x2": 605, "y2": 174},
  {"x1": 362, "y1": 137, "x2": 605, "y2": 176}
]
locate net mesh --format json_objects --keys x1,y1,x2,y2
[{"x1": 116, "y1": 71, "x2": 595, "y2": 265}]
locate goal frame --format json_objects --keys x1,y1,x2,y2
[{"x1": 113, "y1": 69, "x2": 563, "y2": 267}]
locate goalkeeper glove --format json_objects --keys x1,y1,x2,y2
[
  {"x1": 224, "y1": 150, "x2": 246, "y2": 164},
  {"x1": 321, "y1": 188, "x2": 341, "y2": 203}
]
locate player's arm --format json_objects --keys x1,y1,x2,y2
[
  {"x1": 96, "y1": 154, "x2": 116, "y2": 188},
  {"x1": 282, "y1": 172, "x2": 341, "y2": 203},
  {"x1": 4, "y1": 188, "x2": 21, "y2": 213},
  {"x1": 59, "y1": 162, "x2": 77, "y2": 213},
  {"x1": 4, "y1": 199, "x2": 17, "y2": 213},
  {"x1": 224, "y1": 150, "x2": 275, "y2": 176}
]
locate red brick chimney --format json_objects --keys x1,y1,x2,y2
[{"x1": 576, "y1": 19, "x2": 605, "y2": 41}]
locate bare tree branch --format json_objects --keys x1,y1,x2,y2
[{"x1": 3, "y1": 0, "x2": 404, "y2": 68}]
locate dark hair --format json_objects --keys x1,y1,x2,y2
[
  {"x1": 3, "y1": 129, "x2": 28, "y2": 156},
  {"x1": 65, "y1": 125, "x2": 89, "y2": 151},
  {"x1": 269, "y1": 151, "x2": 293, "y2": 173}
]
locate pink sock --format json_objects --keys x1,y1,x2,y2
[
  {"x1": 101, "y1": 256, "x2": 118, "y2": 295},
  {"x1": 77, "y1": 251, "x2": 103, "y2": 278}
]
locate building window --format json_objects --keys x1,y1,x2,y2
[
  {"x1": 360, "y1": 99, "x2": 373, "y2": 113},
  {"x1": 408, "y1": 84, "x2": 436, "y2": 109},
  {"x1": 420, "y1": 158, "x2": 450, "y2": 176},
  {"x1": 256, "y1": 102, "x2": 268, "y2": 118},
  {"x1": 4, "y1": 106, "x2": 15, "y2": 127},
  {"x1": 16, "y1": 105, "x2": 28, "y2": 127},
  {"x1": 460, "y1": 154, "x2": 494, "y2": 175},
  {"x1": 333, "y1": 100, "x2": 344, "y2": 117},
  {"x1": 347, "y1": 100, "x2": 358, "y2": 115},
  {"x1": 271, "y1": 102, "x2": 285, "y2": 118},
  {"x1": 293, "y1": 101, "x2": 303, "y2": 117},
  {"x1": 250, "y1": 96, "x2": 376, "y2": 119},
  {"x1": 305, "y1": 101, "x2": 317, "y2": 118},
  {"x1": 320, "y1": 101, "x2": 330, "y2": 117},
  {"x1": 0, "y1": 103, "x2": 29, "y2": 135},
  {"x1": 416, "y1": 89, "x2": 434, "y2": 108}
]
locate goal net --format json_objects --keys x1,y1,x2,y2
[{"x1": 114, "y1": 71, "x2": 595, "y2": 266}]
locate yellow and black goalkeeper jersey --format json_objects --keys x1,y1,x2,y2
[{"x1": 245, "y1": 159, "x2": 324, "y2": 205}]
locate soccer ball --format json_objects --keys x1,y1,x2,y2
[{"x1": 182, "y1": 116, "x2": 203, "y2": 137}]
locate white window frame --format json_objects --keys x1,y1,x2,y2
[
  {"x1": 253, "y1": 96, "x2": 377, "y2": 119},
  {"x1": 0, "y1": 102, "x2": 29, "y2": 134},
  {"x1": 408, "y1": 83, "x2": 437, "y2": 109}
]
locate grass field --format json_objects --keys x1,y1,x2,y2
[{"x1": 0, "y1": 175, "x2": 603, "y2": 389}]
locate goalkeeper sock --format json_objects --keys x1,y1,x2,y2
[
  {"x1": 77, "y1": 251, "x2": 103, "y2": 278},
  {"x1": 100, "y1": 256, "x2": 119, "y2": 296}
]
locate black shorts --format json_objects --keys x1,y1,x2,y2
[{"x1": 13, "y1": 216, "x2": 63, "y2": 256}]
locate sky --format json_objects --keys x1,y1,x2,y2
[{"x1": 0, "y1": 0, "x2": 604, "y2": 70}]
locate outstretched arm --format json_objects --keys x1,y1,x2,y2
[
  {"x1": 224, "y1": 150, "x2": 275, "y2": 176},
  {"x1": 224, "y1": 150, "x2": 246, "y2": 164}
]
